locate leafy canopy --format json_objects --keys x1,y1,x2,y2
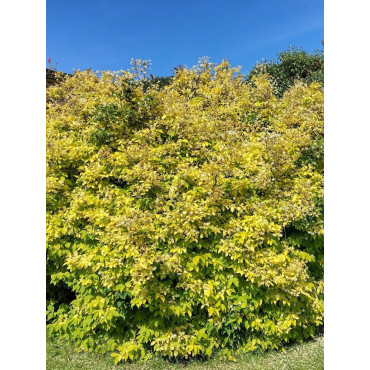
[{"x1": 47, "y1": 58, "x2": 323, "y2": 363}]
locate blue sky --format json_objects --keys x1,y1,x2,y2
[{"x1": 47, "y1": 0, "x2": 323, "y2": 76}]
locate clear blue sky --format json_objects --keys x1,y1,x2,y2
[{"x1": 47, "y1": 0, "x2": 323, "y2": 76}]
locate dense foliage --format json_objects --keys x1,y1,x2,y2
[
  {"x1": 46, "y1": 59, "x2": 324, "y2": 363},
  {"x1": 248, "y1": 46, "x2": 324, "y2": 97}
]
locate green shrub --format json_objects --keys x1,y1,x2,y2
[{"x1": 248, "y1": 46, "x2": 324, "y2": 97}]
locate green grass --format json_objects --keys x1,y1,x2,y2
[{"x1": 47, "y1": 335, "x2": 323, "y2": 370}]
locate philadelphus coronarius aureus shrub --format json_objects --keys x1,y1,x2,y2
[{"x1": 46, "y1": 60, "x2": 323, "y2": 363}]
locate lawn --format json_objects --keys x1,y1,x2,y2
[{"x1": 47, "y1": 335, "x2": 323, "y2": 370}]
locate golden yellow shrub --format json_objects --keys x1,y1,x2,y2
[{"x1": 47, "y1": 60, "x2": 323, "y2": 363}]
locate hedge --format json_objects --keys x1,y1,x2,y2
[{"x1": 46, "y1": 59, "x2": 324, "y2": 363}]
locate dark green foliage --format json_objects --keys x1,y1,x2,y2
[
  {"x1": 142, "y1": 75, "x2": 173, "y2": 91},
  {"x1": 247, "y1": 46, "x2": 324, "y2": 97}
]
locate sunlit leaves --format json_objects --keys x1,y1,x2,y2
[{"x1": 47, "y1": 59, "x2": 323, "y2": 363}]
